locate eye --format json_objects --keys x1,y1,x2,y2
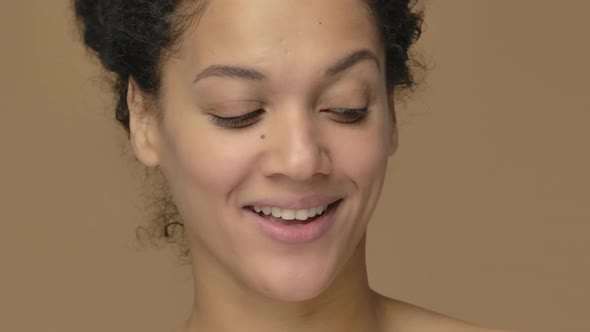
[
  {"x1": 328, "y1": 108, "x2": 369, "y2": 124},
  {"x1": 210, "y1": 109, "x2": 265, "y2": 129}
]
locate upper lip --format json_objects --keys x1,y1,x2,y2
[{"x1": 243, "y1": 194, "x2": 344, "y2": 210}]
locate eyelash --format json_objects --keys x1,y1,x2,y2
[
  {"x1": 211, "y1": 108, "x2": 369, "y2": 129},
  {"x1": 211, "y1": 109, "x2": 266, "y2": 128}
]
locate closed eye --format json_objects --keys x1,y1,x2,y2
[
  {"x1": 210, "y1": 108, "x2": 369, "y2": 129},
  {"x1": 210, "y1": 109, "x2": 265, "y2": 128},
  {"x1": 328, "y1": 108, "x2": 369, "y2": 124}
]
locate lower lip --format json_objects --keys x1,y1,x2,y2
[{"x1": 244, "y1": 200, "x2": 342, "y2": 244}]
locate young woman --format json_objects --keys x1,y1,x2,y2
[{"x1": 74, "y1": 1, "x2": 511, "y2": 331}]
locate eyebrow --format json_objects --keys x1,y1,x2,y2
[
  {"x1": 193, "y1": 48, "x2": 380, "y2": 84},
  {"x1": 325, "y1": 49, "x2": 380, "y2": 76}
]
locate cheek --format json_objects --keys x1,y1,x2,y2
[
  {"x1": 158, "y1": 123, "x2": 262, "y2": 254},
  {"x1": 329, "y1": 118, "x2": 390, "y2": 223},
  {"x1": 333, "y1": 121, "x2": 390, "y2": 182},
  {"x1": 158, "y1": 118, "x2": 258, "y2": 210}
]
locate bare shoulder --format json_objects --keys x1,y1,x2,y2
[{"x1": 376, "y1": 294, "x2": 515, "y2": 332}]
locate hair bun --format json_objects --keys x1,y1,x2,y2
[{"x1": 74, "y1": 0, "x2": 125, "y2": 74}]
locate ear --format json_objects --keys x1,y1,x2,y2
[
  {"x1": 127, "y1": 78, "x2": 161, "y2": 167},
  {"x1": 387, "y1": 91, "x2": 398, "y2": 157}
]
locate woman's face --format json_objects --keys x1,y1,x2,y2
[{"x1": 135, "y1": 0, "x2": 396, "y2": 301}]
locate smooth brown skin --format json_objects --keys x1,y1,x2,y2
[{"x1": 127, "y1": 0, "x2": 512, "y2": 331}]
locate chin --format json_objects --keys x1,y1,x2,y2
[{"x1": 248, "y1": 262, "x2": 337, "y2": 303}]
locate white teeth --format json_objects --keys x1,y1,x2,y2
[
  {"x1": 281, "y1": 210, "x2": 295, "y2": 220},
  {"x1": 308, "y1": 207, "x2": 318, "y2": 217},
  {"x1": 295, "y1": 210, "x2": 309, "y2": 221},
  {"x1": 251, "y1": 204, "x2": 329, "y2": 221},
  {"x1": 317, "y1": 205, "x2": 325, "y2": 215},
  {"x1": 271, "y1": 207, "x2": 282, "y2": 218}
]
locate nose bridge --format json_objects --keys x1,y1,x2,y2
[{"x1": 264, "y1": 105, "x2": 330, "y2": 180}]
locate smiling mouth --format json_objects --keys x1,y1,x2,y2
[{"x1": 244, "y1": 199, "x2": 343, "y2": 226}]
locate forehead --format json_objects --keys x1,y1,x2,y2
[{"x1": 175, "y1": 0, "x2": 382, "y2": 81}]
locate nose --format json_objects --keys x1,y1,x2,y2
[{"x1": 260, "y1": 107, "x2": 332, "y2": 181}]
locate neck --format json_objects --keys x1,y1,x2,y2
[{"x1": 181, "y1": 235, "x2": 386, "y2": 332}]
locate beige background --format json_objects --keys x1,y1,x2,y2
[{"x1": 1, "y1": 1, "x2": 588, "y2": 331}]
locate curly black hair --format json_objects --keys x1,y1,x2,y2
[{"x1": 74, "y1": 0, "x2": 424, "y2": 254}]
